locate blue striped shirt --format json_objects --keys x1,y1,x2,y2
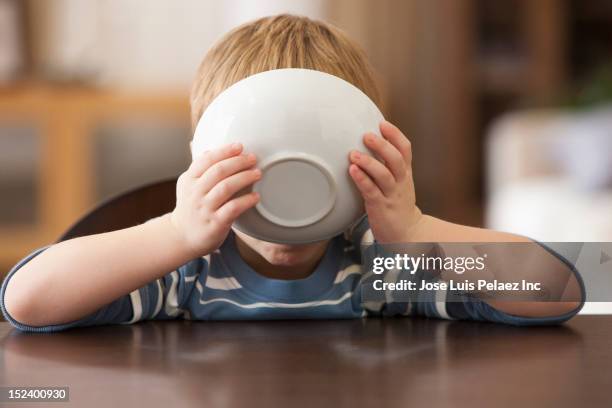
[{"x1": 1, "y1": 218, "x2": 584, "y2": 332}]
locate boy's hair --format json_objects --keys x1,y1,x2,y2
[{"x1": 190, "y1": 14, "x2": 382, "y2": 130}]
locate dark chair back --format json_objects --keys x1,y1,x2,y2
[{"x1": 58, "y1": 178, "x2": 177, "y2": 242}]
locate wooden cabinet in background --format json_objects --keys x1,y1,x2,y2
[
  {"x1": 0, "y1": 85, "x2": 190, "y2": 274},
  {"x1": 328, "y1": 0, "x2": 612, "y2": 227}
]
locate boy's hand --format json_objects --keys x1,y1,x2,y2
[
  {"x1": 348, "y1": 120, "x2": 423, "y2": 243},
  {"x1": 170, "y1": 143, "x2": 261, "y2": 257}
]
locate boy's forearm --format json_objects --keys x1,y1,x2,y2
[
  {"x1": 4, "y1": 214, "x2": 195, "y2": 327},
  {"x1": 406, "y1": 214, "x2": 530, "y2": 243},
  {"x1": 407, "y1": 215, "x2": 582, "y2": 317}
]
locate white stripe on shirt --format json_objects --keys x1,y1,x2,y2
[
  {"x1": 164, "y1": 270, "x2": 182, "y2": 317},
  {"x1": 361, "y1": 229, "x2": 374, "y2": 245},
  {"x1": 151, "y1": 279, "x2": 164, "y2": 318},
  {"x1": 126, "y1": 290, "x2": 143, "y2": 324},
  {"x1": 333, "y1": 264, "x2": 362, "y2": 284},
  {"x1": 205, "y1": 276, "x2": 242, "y2": 290},
  {"x1": 198, "y1": 291, "x2": 353, "y2": 309},
  {"x1": 435, "y1": 288, "x2": 452, "y2": 320}
]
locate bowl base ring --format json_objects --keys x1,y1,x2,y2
[{"x1": 253, "y1": 153, "x2": 337, "y2": 228}]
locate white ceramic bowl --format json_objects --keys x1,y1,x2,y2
[{"x1": 192, "y1": 68, "x2": 384, "y2": 243}]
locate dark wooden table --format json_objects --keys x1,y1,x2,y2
[{"x1": 0, "y1": 316, "x2": 610, "y2": 407}]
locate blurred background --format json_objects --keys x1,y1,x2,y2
[{"x1": 1, "y1": 1, "x2": 611, "y2": 284}]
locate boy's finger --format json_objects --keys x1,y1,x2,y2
[
  {"x1": 215, "y1": 192, "x2": 260, "y2": 225},
  {"x1": 380, "y1": 120, "x2": 412, "y2": 164},
  {"x1": 196, "y1": 153, "x2": 257, "y2": 194},
  {"x1": 349, "y1": 150, "x2": 395, "y2": 196},
  {"x1": 362, "y1": 132, "x2": 406, "y2": 180},
  {"x1": 187, "y1": 143, "x2": 243, "y2": 178},
  {"x1": 205, "y1": 169, "x2": 262, "y2": 210},
  {"x1": 349, "y1": 164, "x2": 383, "y2": 204}
]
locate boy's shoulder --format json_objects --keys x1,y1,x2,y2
[{"x1": 344, "y1": 215, "x2": 373, "y2": 247}]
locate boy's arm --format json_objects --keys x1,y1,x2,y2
[
  {"x1": 404, "y1": 215, "x2": 583, "y2": 318},
  {"x1": 349, "y1": 121, "x2": 583, "y2": 321},
  {"x1": 3, "y1": 143, "x2": 261, "y2": 328},
  {"x1": 3, "y1": 214, "x2": 191, "y2": 327}
]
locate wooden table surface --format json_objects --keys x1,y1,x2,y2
[{"x1": 0, "y1": 316, "x2": 610, "y2": 408}]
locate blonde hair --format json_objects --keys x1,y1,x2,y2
[{"x1": 190, "y1": 14, "x2": 382, "y2": 130}]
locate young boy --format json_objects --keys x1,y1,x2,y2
[{"x1": 1, "y1": 15, "x2": 583, "y2": 332}]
